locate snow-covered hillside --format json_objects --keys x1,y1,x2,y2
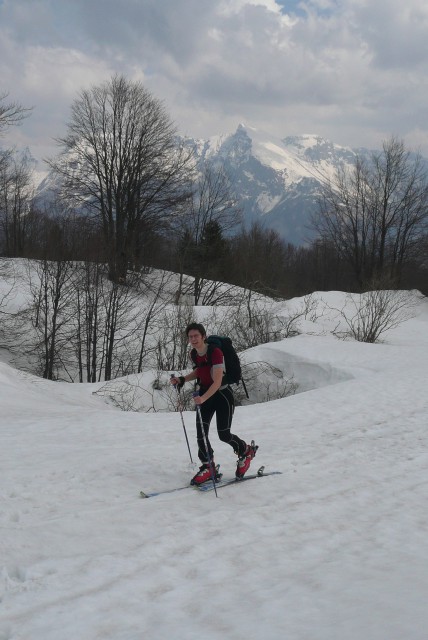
[{"x1": 2, "y1": 283, "x2": 428, "y2": 639}]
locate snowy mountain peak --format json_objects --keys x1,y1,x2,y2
[
  {"x1": 283, "y1": 134, "x2": 356, "y2": 165},
  {"x1": 35, "y1": 125, "x2": 365, "y2": 245},
  {"x1": 182, "y1": 125, "x2": 363, "y2": 243}
]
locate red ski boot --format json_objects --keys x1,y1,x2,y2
[
  {"x1": 190, "y1": 462, "x2": 218, "y2": 485},
  {"x1": 236, "y1": 441, "x2": 258, "y2": 479}
]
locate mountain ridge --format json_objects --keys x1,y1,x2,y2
[
  {"x1": 35, "y1": 125, "x2": 373, "y2": 245},
  {"x1": 181, "y1": 124, "x2": 365, "y2": 244}
]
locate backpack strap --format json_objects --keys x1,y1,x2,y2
[
  {"x1": 190, "y1": 344, "x2": 215, "y2": 368},
  {"x1": 191, "y1": 344, "x2": 227, "y2": 386}
]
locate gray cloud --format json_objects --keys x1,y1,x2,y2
[
  {"x1": 1, "y1": 0, "x2": 428, "y2": 164},
  {"x1": 354, "y1": 0, "x2": 428, "y2": 70}
]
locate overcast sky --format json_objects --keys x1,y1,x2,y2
[{"x1": 1, "y1": 0, "x2": 428, "y2": 166}]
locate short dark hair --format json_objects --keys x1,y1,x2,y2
[{"x1": 185, "y1": 322, "x2": 207, "y2": 337}]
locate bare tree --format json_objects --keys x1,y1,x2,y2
[
  {"x1": 332, "y1": 282, "x2": 418, "y2": 343},
  {"x1": 312, "y1": 137, "x2": 428, "y2": 288},
  {"x1": 0, "y1": 149, "x2": 35, "y2": 256},
  {"x1": 154, "y1": 302, "x2": 194, "y2": 371},
  {"x1": 0, "y1": 259, "x2": 19, "y2": 349},
  {"x1": 0, "y1": 92, "x2": 32, "y2": 135},
  {"x1": 176, "y1": 162, "x2": 241, "y2": 304},
  {"x1": 136, "y1": 270, "x2": 173, "y2": 373},
  {"x1": 184, "y1": 162, "x2": 241, "y2": 242},
  {"x1": 84, "y1": 271, "x2": 149, "y2": 382},
  {"x1": 48, "y1": 74, "x2": 193, "y2": 283},
  {"x1": 28, "y1": 258, "x2": 76, "y2": 380},
  {"x1": 0, "y1": 92, "x2": 33, "y2": 255},
  {"x1": 72, "y1": 260, "x2": 105, "y2": 382}
]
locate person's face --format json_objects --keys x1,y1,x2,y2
[{"x1": 188, "y1": 330, "x2": 205, "y2": 351}]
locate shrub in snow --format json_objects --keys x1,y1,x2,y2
[{"x1": 334, "y1": 288, "x2": 418, "y2": 343}]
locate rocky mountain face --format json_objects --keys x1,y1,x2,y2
[{"x1": 182, "y1": 124, "x2": 363, "y2": 245}]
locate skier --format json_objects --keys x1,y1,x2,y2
[{"x1": 170, "y1": 322, "x2": 257, "y2": 485}]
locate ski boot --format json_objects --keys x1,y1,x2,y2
[
  {"x1": 236, "y1": 440, "x2": 258, "y2": 479},
  {"x1": 190, "y1": 461, "x2": 220, "y2": 485}
]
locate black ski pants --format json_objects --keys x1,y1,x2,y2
[{"x1": 196, "y1": 386, "x2": 247, "y2": 462}]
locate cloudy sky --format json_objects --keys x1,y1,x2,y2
[{"x1": 1, "y1": 0, "x2": 428, "y2": 165}]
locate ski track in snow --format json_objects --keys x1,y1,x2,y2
[{"x1": 1, "y1": 292, "x2": 428, "y2": 639}]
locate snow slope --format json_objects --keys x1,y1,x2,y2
[{"x1": 2, "y1": 293, "x2": 428, "y2": 640}]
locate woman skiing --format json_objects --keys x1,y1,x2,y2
[{"x1": 170, "y1": 322, "x2": 257, "y2": 485}]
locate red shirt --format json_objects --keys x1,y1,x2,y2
[{"x1": 193, "y1": 347, "x2": 224, "y2": 389}]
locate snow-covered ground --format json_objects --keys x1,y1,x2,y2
[{"x1": 1, "y1": 289, "x2": 428, "y2": 640}]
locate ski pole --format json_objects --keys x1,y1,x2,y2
[
  {"x1": 171, "y1": 375, "x2": 193, "y2": 463},
  {"x1": 193, "y1": 392, "x2": 218, "y2": 497}
]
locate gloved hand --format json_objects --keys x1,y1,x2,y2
[{"x1": 171, "y1": 375, "x2": 185, "y2": 390}]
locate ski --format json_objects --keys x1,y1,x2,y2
[
  {"x1": 140, "y1": 466, "x2": 281, "y2": 498},
  {"x1": 140, "y1": 465, "x2": 223, "y2": 499},
  {"x1": 140, "y1": 484, "x2": 192, "y2": 499},
  {"x1": 196, "y1": 466, "x2": 282, "y2": 492}
]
